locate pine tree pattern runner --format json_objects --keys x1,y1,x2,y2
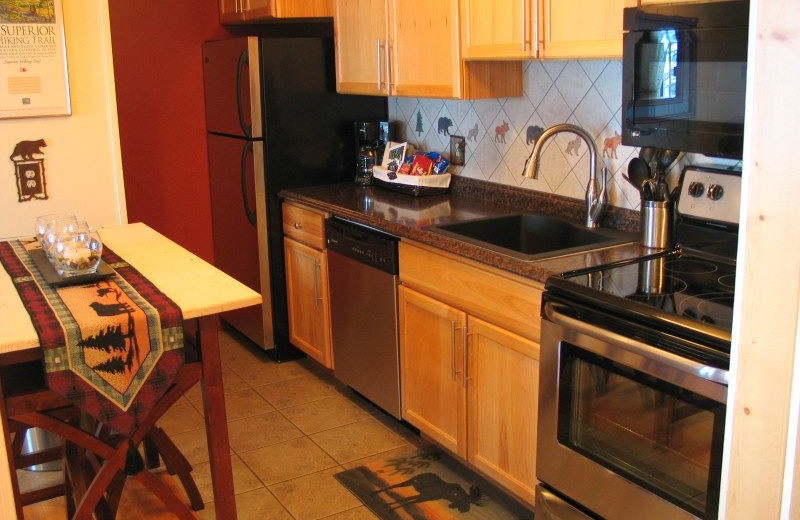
[{"x1": 0, "y1": 239, "x2": 184, "y2": 435}]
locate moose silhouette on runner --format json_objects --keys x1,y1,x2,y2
[{"x1": 374, "y1": 473, "x2": 486, "y2": 513}]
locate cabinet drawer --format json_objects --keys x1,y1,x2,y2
[
  {"x1": 399, "y1": 242, "x2": 543, "y2": 342},
  {"x1": 282, "y1": 202, "x2": 326, "y2": 250}
]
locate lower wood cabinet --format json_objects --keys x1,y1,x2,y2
[
  {"x1": 399, "y1": 286, "x2": 467, "y2": 457},
  {"x1": 284, "y1": 237, "x2": 332, "y2": 368},
  {"x1": 466, "y1": 316, "x2": 539, "y2": 505},
  {"x1": 398, "y1": 244, "x2": 542, "y2": 506}
]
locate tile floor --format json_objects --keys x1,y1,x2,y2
[{"x1": 21, "y1": 330, "x2": 431, "y2": 520}]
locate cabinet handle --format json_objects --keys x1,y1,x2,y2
[
  {"x1": 523, "y1": 0, "x2": 531, "y2": 52},
  {"x1": 463, "y1": 331, "x2": 473, "y2": 388},
  {"x1": 376, "y1": 40, "x2": 383, "y2": 90},
  {"x1": 315, "y1": 261, "x2": 324, "y2": 303},
  {"x1": 386, "y1": 41, "x2": 393, "y2": 94},
  {"x1": 293, "y1": 222, "x2": 302, "y2": 229},
  {"x1": 450, "y1": 321, "x2": 457, "y2": 381}
]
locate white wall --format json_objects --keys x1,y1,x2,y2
[{"x1": 0, "y1": 0, "x2": 126, "y2": 239}]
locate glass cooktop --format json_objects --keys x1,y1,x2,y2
[{"x1": 547, "y1": 250, "x2": 736, "y2": 354}]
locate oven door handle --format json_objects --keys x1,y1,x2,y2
[{"x1": 544, "y1": 302, "x2": 730, "y2": 387}]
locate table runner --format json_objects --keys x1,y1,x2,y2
[{"x1": 0, "y1": 239, "x2": 184, "y2": 436}]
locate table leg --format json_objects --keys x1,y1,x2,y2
[
  {"x1": 199, "y1": 315, "x2": 237, "y2": 519},
  {"x1": 0, "y1": 375, "x2": 24, "y2": 518}
]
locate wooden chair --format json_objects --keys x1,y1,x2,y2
[{"x1": 1, "y1": 334, "x2": 206, "y2": 519}]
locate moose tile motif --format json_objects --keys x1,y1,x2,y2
[{"x1": 335, "y1": 450, "x2": 533, "y2": 519}]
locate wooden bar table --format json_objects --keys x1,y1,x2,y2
[{"x1": 0, "y1": 223, "x2": 261, "y2": 519}]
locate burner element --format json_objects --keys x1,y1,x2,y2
[
  {"x1": 718, "y1": 274, "x2": 736, "y2": 289},
  {"x1": 665, "y1": 259, "x2": 719, "y2": 275},
  {"x1": 678, "y1": 292, "x2": 734, "y2": 330}
]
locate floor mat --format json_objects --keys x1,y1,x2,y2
[{"x1": 335, "y1": 449, "x2": 533, "y2": 520}]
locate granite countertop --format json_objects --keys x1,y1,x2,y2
[{"x1": 279, "y1": 176, "x2": 651, "y2": 284}]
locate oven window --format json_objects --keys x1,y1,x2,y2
[{"x1": 557, "y1": 344, "x2": 725, "y2": 519}]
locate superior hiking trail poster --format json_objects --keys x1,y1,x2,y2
[{"x1": 0, "y1": 0, "x2": 70, "y2": 119}]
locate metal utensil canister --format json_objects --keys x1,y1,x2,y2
[{"x1": 641, "y1": 200, "x2": 673, "y2": 249}]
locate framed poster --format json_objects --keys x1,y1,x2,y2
[{"x1": 0, "y1": 0, "x2": 71, "y2": 119}]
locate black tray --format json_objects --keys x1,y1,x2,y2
[
  {"x1": 373, "y1": 176, "x2": 450, "y2": 197},
  {"x1": 29, "y1": 248, "x2": 116, "y2": 287}
]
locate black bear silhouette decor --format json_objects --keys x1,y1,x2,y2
[{"x1": 9, "y1": 139, "x2": 47, "y2": 161}]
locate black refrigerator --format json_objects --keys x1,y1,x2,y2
[{"x1": 203, "y1": 34, "x2": 386, "y2": 359}]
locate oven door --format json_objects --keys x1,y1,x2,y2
[{"x1": 538, "y1": 301, "x2": 728, "y2": 520}]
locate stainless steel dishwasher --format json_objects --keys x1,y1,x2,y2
[{"x1": 325, "y1": 218, "x2": 401, "y2": 419}]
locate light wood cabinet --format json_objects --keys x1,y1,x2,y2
[
  {"x1": 466, "y1": 316, "x2": 539, "y2": 506},
  {"x1": 538, "y1": 0, "x2": 637, "y2": 58},
  {"x1": 399, "y1": 286, "x2": 467, "y2": 457},
  {"x1": 333, "y1": 0, "x2": 522, "y2": 99},
  {"x1": 220, "y1": 0, "x2": 332, "y2": 23},
  {"x1": 398, "y1": 241, "x2": 542, "y2": 506},
  {"x1": 461, "y1": 0, "x2": 536, "y2": 60},
  {"x1": 283, "y1": 232, "x2": 333, "y2": 369}
]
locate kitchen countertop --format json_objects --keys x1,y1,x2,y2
[{"x1": 279, "y1": 177, "x2": 652, "y2": 284}]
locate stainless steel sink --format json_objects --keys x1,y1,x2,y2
[{"x1": 432, "y1": 214, "x2": 636, "y2": 260}]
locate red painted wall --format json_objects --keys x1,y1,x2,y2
[{"x1": 108, "y1": 1, "x2": 231, "y2": 261}]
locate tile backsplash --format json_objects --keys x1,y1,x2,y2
[{"x1": 388, "y1": 60, "x2": 740, "y2": 211}]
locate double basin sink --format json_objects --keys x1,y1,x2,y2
[{"x1": 431, "y1": 214, "x2": 635, "y2": 261}]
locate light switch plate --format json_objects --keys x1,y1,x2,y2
[{"x1": 450, "y1": 135, "x2": 466, "y2": 166}]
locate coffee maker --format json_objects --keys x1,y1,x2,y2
[{"x1": 354, "y1": 121, "x2": 398, "y2": 186}]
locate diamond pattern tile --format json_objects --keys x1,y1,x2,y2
[
  {"x1": 474, "y1": 133, "x2": 503, "y2": 178},
  {"x1": 433, "y1": 104, "x2": 457, "y2": 150},
  {"x1": 488, "y1": 109, "x2": 517, "y2": 158},
  {"x1": 555, "y1": 61, "x2": 592, "y2": 109},
  {"x1": 472, "y1": 98, "x2": 503, "y2": 129},
  {"x1": 524, "y1": 60, "x2": 553, "y2": 108},
  {"x1": 445, "y1": 99, "x2": 472, "y2": 127},
  {"x1": 537, "y1": 86, "x2": 571, "y2": 129}
]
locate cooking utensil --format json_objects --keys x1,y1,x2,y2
[
  {"x1": 642, "y1": 180, "x2": 654, "y2": 201},
  {"x1": 656, "y1": 149, "x2": 681, "y2": 175},
  {"x1": 627, "y1": 158, "x2": 651, "y2": 193},
  {"x1": 639, "y1": 147, "x2": 657, "y2": 166},
  {"x1": 670, "y1": 186, "x2": 680, "y2": 202},
  {"x1": 656, "y1": 180, "x2": 670, "y2": 202}
]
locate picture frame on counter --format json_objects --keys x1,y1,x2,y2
[
  {"x1": 381, "y1": 141, "x2": 407, "y2": 172},
  {"x1": 0, "y1": 0, "x2": 71, "y2": 119}
]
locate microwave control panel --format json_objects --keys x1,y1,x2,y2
[{"x1": 678, "y1": 167, "x2": 741, "y2": 226}]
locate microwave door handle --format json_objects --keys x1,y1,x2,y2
[{"x1": 544, "y1": 303, "x2": 730, "y2": 387}]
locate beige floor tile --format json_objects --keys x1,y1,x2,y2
[
  {"x1": 310, "y1": 418, "x2": 407, "y2": 464},
  {"x1": 157, "y1": 401, "x2": 205, "y2": 436},
  {"x1": 280, "y1": 395, "x2": 370, "y2": 434},
  {"x1": 269, "y1": 467, "x2": 360, "y2": 520},
  {"x1": 255, "y1": 376, "x2": 339, "y2": 409},
  {"x1": 185, "y1": 453, "x2": 263, "y2": 503},
  {"x1": 230, "y1": 357, "x2": 317, "y2": 388},
  {"x1": 239, "y1": 437, "x2": 338, "y2": 485},
  {"x1": 211, "y1": 388, "x2": 274, "y2": 421},
  {"x1": 198, "y1": 488, "x2": 293, "y2": 520},
  {"x1": 322, "y1": 506, "x2": 380, "y2": 520},
  {"x1": 17, "y1": 468, "x2": 63, "y2": 494},
  {"x1": 169, "y1": 427, "x2": 210, "y2": 466},
  {"x1": 227, "y1": 411, "x2": 303, "y2": 453},
  {"x1": 218, "y1": 330, "x2": 266, "y2": 365}
]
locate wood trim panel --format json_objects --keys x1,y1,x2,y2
[
  {"x1": 399, "y1": 241, "x2": 543, "y2": 342},
  {"x1": 282, "y1": 202, "x2": 327, "y2": 250}
]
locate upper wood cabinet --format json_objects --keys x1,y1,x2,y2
[
  {"x1": 333, "y1": 0, "x2": 522, "y2": 99},
  {"x1": 220, "y1": 0, "x2": 332, "y2": 24},
  {"x1": 538, "y1": 0, "x2": 638, "y2": 58},
  {"x1": 461, "y1": 0, "x2": 536, "y2": 60}
]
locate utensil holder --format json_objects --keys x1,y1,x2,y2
[{"x1": 641, "y1": 200, "x2": 673, "y2": 249}]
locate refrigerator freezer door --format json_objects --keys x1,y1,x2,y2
[
  {"x1": 207, "y1": 134, "x2": 273, "y2": 348},
  {"x1": 203, "y1": 37, "x2": 263, "y2": 138}
]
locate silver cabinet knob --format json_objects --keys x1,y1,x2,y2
[{"x1": 293, "y1": 222, "x2": 302, "y2": 229}]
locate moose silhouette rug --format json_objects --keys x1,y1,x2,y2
[
  {"x1": 0, "y1": 239, "x2": 184, "y2": 435},
  {"x1": 335, "y1": 449, "x2": 533, "y2": 520}
]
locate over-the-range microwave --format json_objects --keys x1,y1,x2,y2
[{"x1": 622, "y1": 1, "x2": 749, "y2": 159}]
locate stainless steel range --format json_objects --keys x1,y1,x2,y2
[{"x1": 536, "y1": 166, "x2": 740, "y2": 520}]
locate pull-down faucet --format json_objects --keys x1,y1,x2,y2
[{"x1": 522, "y1": 124, "x2": 608, "y2": 229}]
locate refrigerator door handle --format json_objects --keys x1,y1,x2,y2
[
  {"x1": 236, "y1": 49, "x2": 252, "y2": 137},
  {"x1": 240, "y1": 141, "x2": 257, "y2": 227}
]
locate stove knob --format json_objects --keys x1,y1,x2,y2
[
  {"x1": 688, "y1": 182, "x2": 705, "y2": 198},
  {"x1": 707, "y1": 184, "x2": 724, "y2": 201}
]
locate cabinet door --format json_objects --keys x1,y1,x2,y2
[
  {"x1": 219, "y1": 0, "x2": 244, "y2": 23},
  {"x1": 389, "y1": 0, "x2": 461, "y2": 98},
  {"x1": 284, "y1": 238, "x2": 332, "y2": 368},
  {"x1": 275, "y1": 0, "x2": 333, "y2": 16},
  {"x1": 461, "y1": 0, "x2": 535, "y2": 60},
  {"x1": 334, "y1": 0, "x2": 389, "y2": 96},
  {"x1": 539, "y1": 0, "x2": 637, "y2": 58},
  {"x1": 399, "y1": 286, "x2": 467, "y2": 457},
  {"x1": 466, "y1": 316, "x2": 540, "y2": 506}
]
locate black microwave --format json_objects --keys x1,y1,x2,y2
[{"x1": 622, "y1": 1, "x2": 749, "y2": 159}]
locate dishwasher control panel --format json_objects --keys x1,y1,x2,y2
[{"x1": 325, "y1": 218, "x2": 399, "y2": 275}]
